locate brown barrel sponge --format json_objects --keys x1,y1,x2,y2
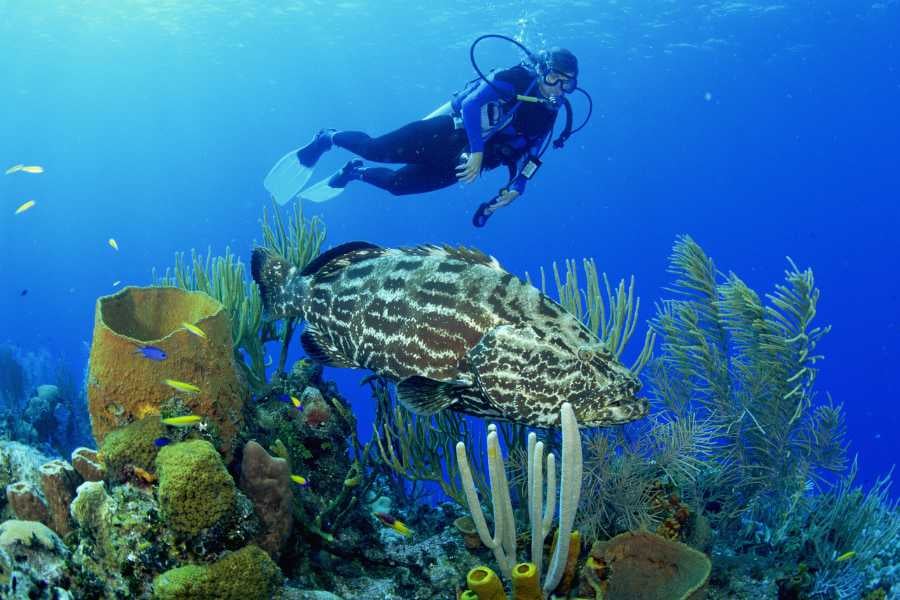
[{"x1": 87, "y1": 286, "x2": 247, "y2": 461}]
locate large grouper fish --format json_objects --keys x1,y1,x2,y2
[{"x1": 251, "y1": 242, "x2": 648, "y2": 427}]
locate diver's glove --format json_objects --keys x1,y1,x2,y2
[{"x1": 472, "y1": 188, "x2": 519, "y2": 227}]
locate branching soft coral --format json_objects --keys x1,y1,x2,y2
[{"x1": 648, "y1": 235, "x2": 848, "y2": 529}]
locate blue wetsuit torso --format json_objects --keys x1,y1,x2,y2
[{"x1": 329, "y1": 66, "x2": 558, "y2": 197}]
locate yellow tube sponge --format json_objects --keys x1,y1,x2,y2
[
  {"x1": 511, "y1": 562, "x2": 541, "y2": 600},
  {"x1": 467, "y1": 566, "x2": 506, "y2": 600}
]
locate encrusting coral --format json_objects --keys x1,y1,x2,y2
[
  {"x1": 99, "y1": 415, "x2": 168, "y2": 482},
  {"x1": 152, "y1": 544, "x2": 283, "y2": 600},
  {"x1": 87, "y1": 286, "x2": 247, "y2": 461},
  {"x1": 155, "y1": 439, "x2": 237, "y2": 536}
]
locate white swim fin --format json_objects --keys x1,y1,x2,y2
[
  {"x1": 263, "y1": 147, "x2": 313, "y2": 206},
  {"x1": 300, "y1": 159, "x2": 363, "y2": 203}
]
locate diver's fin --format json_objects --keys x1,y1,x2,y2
[
  {"x1": 264, "y1": 147, "x2": 314, "y2": 206},
  {"x1": 300, "y1": 159, "x2": 363, "y2": 203},
  {"x1": 300, "y1": 327, "x2": 354, "y2": 368},
  {"x1": 396, "y1": 376, "x2": 468, "y2": 416}
]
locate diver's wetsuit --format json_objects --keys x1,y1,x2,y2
[{"x1": 332, "y1": 66, "x2": 559, "y2": 196}]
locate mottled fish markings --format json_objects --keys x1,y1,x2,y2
[{"x1": 251, "y1": 242, "x2": 648, "y2": 427}]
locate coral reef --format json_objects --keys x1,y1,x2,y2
[
  {"x1": 1, "y1": 346, "x2": 92, "y2": 456},
  {"x1": 87, "y1": 286, "x2": 247, "y2": 461},
  {"x1": 3, "y1": 213, "x2": 898, "y2": 600}
]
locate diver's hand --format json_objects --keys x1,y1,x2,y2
[
  {"x1": 456, "y1": 152, "x2": 484, "y2": 184},
  {"x1": 472, "y1": 189, "x2": 520, "y2": 227},
  {"x1": 493, "y1": 188, "x2": 519, "y2": 208}
]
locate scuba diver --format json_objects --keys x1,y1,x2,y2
[{"x1": 264, "y1": 36, "x2": 591, "y2": 227}]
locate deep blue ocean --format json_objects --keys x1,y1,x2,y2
[{"x1": 2, "y1": 2, "x2": 897, "y2": 492}]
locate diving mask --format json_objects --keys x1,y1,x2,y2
[{"x1": 543, "y1": 71, "x2": 577, "y2": 93}]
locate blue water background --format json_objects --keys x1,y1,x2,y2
[{"x1": 1, "y1": 2, "x2": 897, "y2": 490}]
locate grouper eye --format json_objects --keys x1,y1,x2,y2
[{"x1": 577, "y1": 342, "x2": 612, "y2": 363}]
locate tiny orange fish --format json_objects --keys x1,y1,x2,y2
[{"x1": 133, "y1": 466, "x2": 157, "y2": 484}]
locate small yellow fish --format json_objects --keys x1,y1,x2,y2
[
  {"x1": 108, "y1": 238, "x2": 119, "y2": 251},
  {"x1": 14, "y1": 200, "x2": 35, "y2": 215},
  {"x1": 290, "y1": 396, "x2": 302, "y2": 409},
  {"x1": 161, "y1": 415, "x2": 202, "y2": 426},
  {"x1": 181, "y1": 322, "x2": 207, "y2": 339},
  {"x1": 20, "y1": 166, "x2": 44, "y2": 174},
  {"x1": 5, "y1": 164, "x2": 23, "y2": 175},
  {"x1": 163, "y1": 379, "x2": 201, "y2": 394},
  {"x1": 374, "y1": 512, "x2": 412, "y2": 537},
  {"x1": 835, "y1": 551, "x2": 856, "y2": 562},
  {"x1": 291, "y1": 474, "x2": 307, "y2": 485}
]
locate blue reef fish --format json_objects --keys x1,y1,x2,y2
[
  {"x1": 154, "y1": 437, "x2": 171, "y2": 447},
  {"x1": 252, "y1": 242, "x2": 647, "y2": 427},
  {"x1": 135, "y1": 346, "x2": 167, "y2": 361}
]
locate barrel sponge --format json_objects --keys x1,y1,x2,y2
[
  {"x1": 592, "y1": 530, "x2": 711, "y2": 600},
  {"x1": 152, "y1": 544, "x2": 283, "y2": 600},
  {"x1": 87, "y1": 286, "x2": 247, "y2": 461},
  {"x1": 155, "y1": 440, "x2": 236, "y2": 536}
]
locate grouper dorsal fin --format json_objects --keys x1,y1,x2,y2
[
  {"x1": 301, "y1": 241, "x2": 384, "y2": 277},
  {"x1": 401, "y1": 244, "x2": 504, "y2": 271},
  {"x1": 396, "y1": 376, "x2": 470, "y2": 416}
]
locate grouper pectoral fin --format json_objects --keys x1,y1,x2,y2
[
  {"x1": 300, "y1": 327, "x2": 354, "y2": 368},
  {"x1": 396, "y1": 376, "x2": 470, "y2": 416},
  {"x1": 468, "y1": 324, "x2": 539, "y2": 371},
  {"x1": 468, "y1": 324, "x2": 544, "y2": 400}
]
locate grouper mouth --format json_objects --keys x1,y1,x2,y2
[{"x1": 573, "y1": 394, "x2": 650, "y2": 427}]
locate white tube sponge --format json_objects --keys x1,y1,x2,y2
[
  {"x1": 542, "y1": 402, "x2": 583, "y2": 594},
  {"x1": 530, "y1": 439, "x2": 545, "y2": 579},
  {"x1": 456, "y1": 439, "x2": 510, "y2": 577},
  {"x1": 487, "y1": 425, "x2": 516, "y2": 573}
]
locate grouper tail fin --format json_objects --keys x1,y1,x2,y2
[{"x1": 251, "y1": 247, "x2": 307, "y2": 320}]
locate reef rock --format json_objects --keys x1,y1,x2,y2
[
  {"x1": 0, "y1": 441, "x2": 52, "y2": 515},
  {"x1": 239, "y1": 440, "x2": 293, "y2": 558},
  {"x1": 0, "y1": 519, "x2": 73, "y2": 598},
  {"x1": 69, "y1": 481, "x2": 177, "y2": 598},
  {"x1": 86, "y1": 286, "x2": 248, "y2": 461}
]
